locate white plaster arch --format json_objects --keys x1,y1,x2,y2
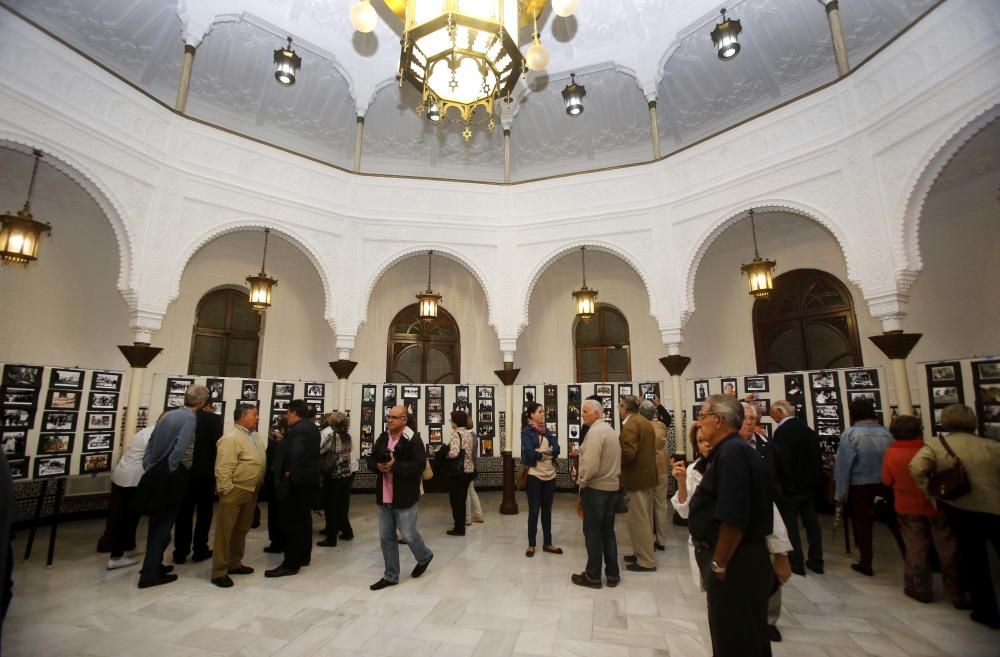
[
  {"x1": 0, "y1": 132, "x2": 133, "y2": 295},
  {"x1": 682, "y1": 199, "x2": 859, "y2": 324},
  {"x1": 517, "y1": 239, "x2": 658, "y2": 339},
  {"x1": 358, "y1": 244, "x2": 498, "y2": 334},
  {"x1": 895, "y1": 101, "x2": 1000, "y2": 291},
  {"x1": 168, "y1": 220, "x2": 336, "y2": 327}
]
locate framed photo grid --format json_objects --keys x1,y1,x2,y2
[
  {"x1": 971, "y1": 359, "x2": 1000, "y2": 441},
  {"x1": 925, "y1": 361, "x2": 963, "y2": 434}
]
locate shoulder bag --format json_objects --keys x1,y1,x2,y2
[
  {"x1": 516, "y1": 464, "x2": 529, "y2": 490},
  {"x1": 928, "y1": 435, "x2": 971, "y2": 501}
]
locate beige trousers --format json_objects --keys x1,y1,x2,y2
[
  {"x1": 211, "y1": 487, "x2": 257, "y2": 579},
  {"x1": 653, "y1": 473, "x2": 670, "y2": 546},
  {"x1": 626, "y1": 487, "x2": 656, "y2": 568}
]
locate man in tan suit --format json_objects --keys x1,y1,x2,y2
[
  {"x1": 211, "y1": 403, "x2": 267, "y2": 588},
  {"x1": 619, "y1": 395, "x2": 658, "y2": 572}
]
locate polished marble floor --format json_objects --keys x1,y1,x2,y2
[{"x1": 4, "y1": 492, "x2": 998, "y2": 657}]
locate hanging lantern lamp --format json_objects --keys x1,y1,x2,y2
[
  {"x1": 562, "y1": 73, "x2": 587, "y2": 116},
  {"x1": 246, "y1": 228, "x2": 278, "y2": 311},
  {"x1": 273, "y1": 37, "x2": 302, "y2": 85},
  {"x1": 740, "y1": 210, "x2": 776, "y2": 298},
  {"x1": 572, "y1": 246, "x2": 598, "y2": 319},
  {"x1": 710, "y1": 8, "x2": 742, "y2": 60},
  {"x1": 0, "y1": 149, "x2": 52, "y2": 265},
  {"x1": 417, "y1": 250, "x2": 442, "y2": 319}
]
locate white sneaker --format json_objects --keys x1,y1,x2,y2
[{"x1": 107, "y1": 556, "x2": 138, "y2": 570}]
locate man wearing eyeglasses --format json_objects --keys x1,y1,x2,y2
[{"x1": 367, "y1": 405, "x2": 433, "y2": 591}]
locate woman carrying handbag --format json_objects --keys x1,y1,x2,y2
[
  {"x1": 443, "y1": 410, "x2": 476, "y2": 536},
  {"x1": 520, "y1": 402, "x2": 562, "y2": 557}
]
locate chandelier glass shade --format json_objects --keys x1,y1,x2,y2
[
  {"x1": 740, "y1": 210, "x2": 776, "y2": 298},
  {"x1": 0, "y1": 149, "x2": 51, "y2": 266},
  {"x1": 710, "y1": 8, "x2": 742, "y2": 60},
  {"x1": 246, "y1": 228, "x2": 278, "y2": 311},
  {"x1": 350, "y1": 0, "x2": 379, "y2": 32}
]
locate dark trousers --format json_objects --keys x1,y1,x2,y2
[
  {"x1": 777, "y1": 493, "x2": 824, "y2": 570},
  {"x1": 580, "y1": 487, "x2": 620, "y2": 581},
  {"x1": 697, "y1": 541, "x2": 773, "y2": 657},
  {"x1": 525, "y1": 475, "x2": 556, "y2": 547},
  {"x1": 447, "y1": 473, "x2": 473, "y2": 533},
  {"x1": 140, "y1": 466, "x2": 188, "y2": 579},
  {"x1": 943, "y1": 504, "x2": 1000, "y2": 623},
  {"x1": 846, "y1": 483, "x2": 905, "y2": 569},
  {"x1": 280, "y1": 483, "x2": 316, "y2": 570},
  {"x1": 173, "y1": 473, "x2": 215, "y2": 560},
  {"x1": 322, "y1": 474, "x2": 355, "y2": 540},
  {"x1": 109, "y1": 483, "x2": 141, "y2": 558}
]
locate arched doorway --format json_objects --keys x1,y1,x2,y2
[
  {"x1": 386, "y1": 304, "x2": 460, "y2": 383},
  {"x1": 574, "y1": 304, "x2": 632, "y2": 382},
  {"x1": 188, "y1": 287, "x2": 261, "y2": 377}
]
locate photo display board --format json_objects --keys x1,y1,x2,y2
[
  {"x1": 924, "y1": 361, "x2": 964, "y2": 434},
  {"x1": 971, "y1": 359, "x2": 1000, "y2": 440}
]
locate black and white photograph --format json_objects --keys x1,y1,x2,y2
[
  {"x1": 848, "y1": 391, "x2": 882, "y2": 408},
  {"x1": 2, "y1": 431, "x2": 27, "y2": 457},
  {"x1": 721, "y1": 378, "x2": 738, "y2": 398},
  {"x1": 238, "y1": 398, "x2": 259, "y2": 408},
  {"x1": 815, "y1": 420, "x2": 841, "y2": 437},
  {"x1": 693, "y1": 380, "x2": 709, "y2": 402},
  {"x1": 932, "y1": 386, "x2": 960, "y2": 405},
  {"x1": 42, "y1": 411, "x2": 75, "y2": 432},
  {"x1": 2, "y1": 408, "x2": 33, "y2": 428},
  {"x1": 38, "y1": 433, "x2": 73, "y2": 454},
  {"x1": 86, "y1": 412, "x2": 115, "y2": 431},
  {"x1": 427, "y1": 412, "x2": 443, "y2": 425},
  {"x1": 273, "y1": 398, "x2": 289, "y2": 411},
  {"x1": 88, "y1": 392, "x2": 118, "y2": 411},
  {"x1": 241, "y1": 380, "x2": 259, "y2": 400},
  {"x1": 815, "y1": 405, "x2": 840, "y2": 419},
  {"x1": 306, "y1": 400, "x2": 323, "y2": 415},
  {"x1": 981, "y1": 404, "x2": 1000, "y2": 422},
  {"x1": 208, "y1": 401, "x2": 225, "y2": 417},
  {"x1": 50, "y1": 368, "x2": 84, "y2": 390},
  {"x1": 639, "y1": 382, "x2": 658, "y2": 399},
  {"x1": 3, "y1": 364, "x2": 42, "y2": 389},
  {"x1": 3, "y1": 389, "x2": 37, "y2": 406},
  {"x1": 750, "y1": 398, "x2": 770, "y2": 418},
  {"x1": 46, "y1": 389, "x2": 81, "y2": 410},
  {"x1": 691, "y1": 406, "x2": 702, "y2": 421},
  {"x1": 305, "y1": 382, "x2": 325, "y2": 398},
  {"x1": 477, "y1": 386, "x2": 493, "y2": 399},
  {"x1": 618, "y1": 384, "x2": 633, "y2": 398},
  {"x1": 785, "y1": 374, "x2": 804, "y2": 397},
  {"x1": 983, "y1": 422, "x2": 1000, "y2": 441},
  {"x1": 382, "y1": 385, "x2": 396, "y2": 402},
  {"x1": 568, "y1": 424, "x2": 580, "y2": 441},
  {"x1": 92, "y1": 370, "x2": 123, "y2": 391},
  {"x1": 480, "y1": 411, "x2": 493, "y2": 423},
  {"x1": 522, "y1": 386, "x2": 537, "y2": 406},
  {"x1": 427, "y1": 385, "x2": 443, "y2": 400},
  {"x1": 83, "y1": 432, "x2": 113, "y2": 452},
  {"x1": 165, "y1": 393, "x2": 185, "y2": 409},
  {"x1": 810, "y1": 371, "x2": 836, "y2": 389},
  {"x1": 545, "y1": 422, "x2": 557, "y2": 434},
  {"x1": 846, "y1": 369, "x2": 879, "y2": 389},
  {"x1": 167, "y1": 377, "x2": 193, "y2": 395},
  {"x1": 269, "y1": 412, "x2": 286, "y2": 430},
  {"x1": 456, "y1": 387, "x2": 469, "y2": 402},
  {"x1": 427, "y1": 399, "x2": 443, "y2": 413},
  {"x1": 813, "y1": 389, "x2": 839, "y2": 405},
  {"x1": 402, "y1": 385, "x2": 421, "y2": 399},
  {"x1": 273, "y1": 382, "x2": 294, "y2": 399},
  {"x1": 362, "y1": 387, "x2": 377, "y2": 403},
  {"x1": 9, "y1": 458, "x2": 27, "y2": 480},
  {"x1": 80, "y1": 452, "x2": 112, "y2": 474},
  {"x1": 35, "y1": 455, "x2": 69, "y2": 479},
  {"x1": 980, "y1": 383, "x2": 1000, "y2": 403},
  {"x1": 206, "y1": 378, "x2": 225, "y2": 402},
  {"x1": 975, "y1": 360, "x2": 1000, "y2": 381},
  {"x1": 595, "y1": 384, "x2": 612, "y2": 397},
  {"x1": 744, "y1": 376, "x2": 769, "y2": 393},
  {"x1": 930, "y1": 364, "x2": 957, "y2": 383}
]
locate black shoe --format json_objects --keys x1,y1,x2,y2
[
  {"x1": 264, "y1": 565, "x2": 299, "y2": 578},
  {"x1": 159, "y1": 564, "x2": 174, "y2": 575},
  {"x1": 969, "y1": 612, "x2": 1000, "y2": 630},
  {"x1": 850, "y1": 563, "x2": 874, "y2": 577},
  {"x1": 301, "y1": 560, "x2": 310, "y2": 567},
  {"x1": 446, "y1": 529, "x2": 465, "y2": 536},
  {"x1": 263, "y1": 544, "x2": 284, "y2": 554},
  {"x1": 398, "y1": 538, "x2": 407, "y2": 545},
  {"x1": 791, "y1": 564, "x2": 806, "y2": 576},
  {"x1": 370, "y1": 578, "x2": 397, "y2": 591},
  {"x1": 228, "y1": 566, "x2": 254, "y2": 575},
  {"x1": 624, "y1": 554, "x2": 638, "y2": 564},
  {"x1": 806, "y1": 561, "x2": 824, "y2": 574},
  {"x1": 605, "y1": 576, "x2": 621, "y2": 588},
  {"x1": 768, "y1": 625, "x2": 782, "y2": 642},
  {"x1": 339, "y1": 533, "x2": 354, "y2": 541},
  {"x1": 626, "y1": 563, "x2": 657, "y2": 572},
  {"x1": 173, "y1": 554, "x2": 187, "y2": 565},
  {"x1": 191, "y1": 551, "x2": 213, "y2": 563},
  {"x1": 317, "y1": 539, "x2": 337, "y2": 547},
  {"x1": 412, "y1": 554, "x2": 433, "y2": 578},
  {"x1": 570, "y1": 573, "x2": 602, "y2": 589},
  {"x1": 319, "y1": 529, "x2": 328, "y2": 536},
  {"x1": 211, "y1": 575, "x2": 234, "y2": 588},
  {"x1": 138, "y1": 573, "x2": 178, "y2": 589},
  {"x1": 654, "y1": 543, "x2": 665, "y2": 551}
]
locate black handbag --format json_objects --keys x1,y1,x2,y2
[
  {"x1": 928, "y1": 435, "x2": 972, "y2": 501},
  {"x1": 434, "y1": 444, "x2": 465, "y2": 478}
]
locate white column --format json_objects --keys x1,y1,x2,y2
[
  {"x1": 175, "y1": 44, "x2": 196, "y2": 113},
  {"x1": 822, "y1": 0, "x2": 850, "y2": 77},
  {"x1": 353, "y1": 116, "x2": 365, "y2": 172}
]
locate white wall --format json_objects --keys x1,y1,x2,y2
[{"x1": 516, "y1": 249, "x2": 667, "y2": 384}]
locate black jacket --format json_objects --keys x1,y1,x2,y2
[
  {"x1": 272, "y1": 419, "x2": 321, "y2": 496},
  {"x1": 771, "y1": 417, "x2": 823, "y2": 500},
  {"x1": 191, "y1": 410, "x2": 222, "y2": 478},
  {"x1": 368, "y1": 429, "x2": 426, "y2": 509}
]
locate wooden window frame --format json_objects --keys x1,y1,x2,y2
[
  {"x1": 188, "y1": 287, "x2": 261, "y2": 377},
  {"x1": 385, "y1": 304, "x2": 461, "y2": 384},
  {"x1": 574, "y1": 304, "x2": 632, "y2": 383}
]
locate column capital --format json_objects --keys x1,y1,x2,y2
[
  {"x1": 117, "y1": 343, "x2": 162, "y2": 368},
  {"x1": 499, "y1": 338, "x2": 517, "y2": 359},
  {"x1": 869, "y1": 331, "x2": 922, "y2": 360},
  {"x1": 329, "y1": 359, "x2": 358, "y2": 380},
  {"x1": 129, "y1": 308, "x2": 164, "y2": 344},
  {"x1": 659, "y1": 355, "x2": 691, "y2": 377},
  {"x1": 335, "y1": 333, "x2": 356, "y2": 354},
  {"x1": 660, "y1": 327, "x2": 684, "y2": 349},
  {"x1": 866, "y1": 291, "x2": 910, "y2": 332}
]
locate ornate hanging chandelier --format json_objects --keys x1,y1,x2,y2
[
  {"x1": 572, "y1": 246, "x2": 598, "y2": 320},
  {"x1": 417, "y1": 250, "x2": 442, "y2": 319},
  {"x1": 740, "y1": 210, "x2": 776, "y2": 298},
  {"x1": 246, "y1": 228, "x2": 278, "y2": 312},
  {"x1": 0, "y1": 149, "x2": 51, "y2": 265}
]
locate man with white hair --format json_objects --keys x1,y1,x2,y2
[{"x1": 571, "y1": 399, "x2": 622, "y2": 589}]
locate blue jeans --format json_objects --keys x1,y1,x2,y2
[
  {"x1": 378, "y1": 504, "x2": 432, "y2": 583},
  {"x1": 525, "y1": 475, "x2": 555, "y2": 547},
  {"x1": 580, "y1": 487, "x2": 620, "y2": 581}
]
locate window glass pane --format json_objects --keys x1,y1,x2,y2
[
  {"x1": 393, "y1": 345, "x2": 423, "y2": 383},
  {"x1": 576, "y1": 317, "x2": 599, "y2": 346},
  {"x1": 764, "y1": 324, "x2": 805, "y2": 373},
  {"x1": 579, "y1": 349, "x2": 600, "y2": 374},
  {"x1": 606, "y1": 347, "x2": 629, "y2": 375},
  {"x1": 198, "y1": 293, "x2": 228, "y2": 329},
  {"x1": 229, "y1": 293, "x2": 258, "y2": 332},
  {"x1": 191, "y1": 335, "x2": 224, "y2": 375},
  {"x1": 602, "y1": 308, "x2": 629, "y2": 345},
  {"x1": 804, "y1": 318, "x2": 855, "y2": 370},
  {"x1": 426, "y1": 347, "x2": 454, "y2": 384},
  {"x1": 227, "y1": 338, "x2": 258, "y2": 367}
]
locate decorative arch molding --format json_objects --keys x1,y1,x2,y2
[
  {"x1": 682, "y1": 200, "x2": 859, "y2": 325},
  {"x1": 358, "y1": 244, "x2": 497, "y2": 335},
  {"x1": 895, "y1": 102, "x2": 1000, "y2": 292},
  {"x1": 169, "y1": 220, "x2": 335, "y2": 324},
  {"x1": 0, "y1": 131, "x2": 133, "y2": 294},
  {"x1": 518, "y1": 240, "x2": 657, "y2": 340}
]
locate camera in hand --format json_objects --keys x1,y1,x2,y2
[
  {"x1": 671, "y1": 452, "x2": 687, "y2": 465},
  {"x1": 374, "y1": 450, "x2": 393, "y2": 464}
]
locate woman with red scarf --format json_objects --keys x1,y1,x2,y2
[{"x1": 521, "y1": 402, "x2": 563, "y2": 557}]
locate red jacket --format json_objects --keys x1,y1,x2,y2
[{"x1": 882, "y1": 440, "x2": 939, "y2": 516}]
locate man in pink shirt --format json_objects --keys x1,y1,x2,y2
[{"x1": 368, "y1": 405, "x2": 433, "y2": 590}]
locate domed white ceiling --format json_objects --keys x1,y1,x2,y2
[{"x1": 4, "y1": 0, "x2": 937, "y2": 182}]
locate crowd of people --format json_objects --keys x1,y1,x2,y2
[{"x1": 96, "y1": 383, "x2": 998, "y2": 657}]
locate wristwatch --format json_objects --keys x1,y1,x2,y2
[{"x1": 710, "y1": 560, "x2": 727, "y2": 574}]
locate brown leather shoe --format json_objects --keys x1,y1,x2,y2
[{"x1": 570, "y1": 572, "x2": 602, "y2": 589}]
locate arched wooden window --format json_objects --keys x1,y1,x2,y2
[
  {"x1": 753, "y1": 269, "x2": 863, "y2": 373},
  {"x1": 386, "y1": 304, "x2": 460, "y2": 383},
  {"x1": 189, "y1": 288, "x2": 261, "y2": 377},
  {"x1": 575, "y1": 304, "x2": 631, "y2": 382}
]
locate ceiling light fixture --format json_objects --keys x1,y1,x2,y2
[
  {"x1": 350, "y1": 0, "x2": 378, "y2": 33},
  {"x1": 562, "y1": 73, "x2": 586, "y2": 116},
  {"x1": 246, "y1": 228, "x2": 278, "y2": 312},
  {"x1": 710, "y1": 8, "x2": 742, "y2": 60},
  {"x1": 572, "y1": 246, "x2": 598, "y2": 320},
  {"x1": 551, "y1": 0, "x2": 580, "y2": 18},
  {"x1": 525, "y1": 12, "x2": 550, "y2": 72},
  {"x1": 0, "y1": 149, "x2": 51, "y2": 265},
  {"x1": 273, "y1": 37, "x2": 301, "y2": 86},
  {"x1": 417, "y1": 250, "x2": 442, "y2": 319},
  {"x1": 740, "y1": 210, "x2": 776, "y2": 298}
]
